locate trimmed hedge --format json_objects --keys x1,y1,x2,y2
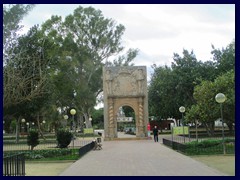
[
  {"x1": 4, "y1": 149, "x2": 77, "y2": 160},
  {"x1": 184, "y1": 138, "x2": 235, "y2": 155},
  {"x1": 56, "y1": 129, "x2": 73, "y2": 148}
]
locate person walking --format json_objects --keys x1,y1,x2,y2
[{"x1": 153, "y1": 126, "x2": 159, "y2": 142}]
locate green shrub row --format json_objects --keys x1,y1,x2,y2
[
  {"x1": 184, "y1": 138, "x2": 235, "y2": 155},
  {"x1": 4, "y1": 149, "x2": 77, "y2": 160}
]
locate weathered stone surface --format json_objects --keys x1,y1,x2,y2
[{"x1": 103, "y1": 66, "x2": 149, "y2": 140}]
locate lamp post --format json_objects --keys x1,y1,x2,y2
[
  {"x1": 21, "y1": 118, "x2": 25, "y2": 133},
  {"x1": 89, "y1": 117, "x2": 92, "y2": 127},
  {"x1": 64, "y1": 115, "x2": 69, "y2": 120},
  {"x1": 26, "y1": 122, "x2": 29, "y2": 132},
  {"x1": 31, "y1": 122, "x2": 35, "y2": 130},
  {"x1": 195, "y1": 120, "x2": 198, "y2": 142},
  {"x1": 70, "y1": 109, "x2": 76, "y2": 149},
  {"x1": 215, "y1": 93, "x2": 226, "y2": 154},
  {"x1": 42, "y1": 120, "x2": 46, "y2": 132},
  {"x1": 64, "y1": 115, "x2": 69, "y2": 130},
  {"x1": 179, "y1": 106, "x2": 186, "y2": 143}
]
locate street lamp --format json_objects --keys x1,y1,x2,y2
[
  {"x1": 63, "y1": 115, "x2": 69, "y2": 130},
  {"x1": 215, "y1": 93, "x2": 226, "y2": 154},
  {"x1": 31, "y1": 122, "x2": 35, "y2": 130},
  {"x1": 70, "y1": 108, "x2": 76, "y2": 149},
  {"x1": 89, "y1": 117, "x2": 92, "y2": 127},
  {"x1": 26, "y1": 122, "x2": 29, "y2": 132},
  {"x1": 42, "y1": 120, "x2": 46, "y2": 132},
  {"x1": 21, "y1": 118, "x2": 25, "y2": 133},
  {"x1": 64, "y1": 115, "x2": 69, "y2": 120},
  {"x1": 179, "y1": 106, "x2": 186, "y2": 143}
]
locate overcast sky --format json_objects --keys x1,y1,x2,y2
[{"x1": 20, "y1": 4, "x2": 235, "y2": 73}]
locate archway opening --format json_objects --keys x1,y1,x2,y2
[{"x1": 117, "y1": 106, "x2": 136, "y2": 138}]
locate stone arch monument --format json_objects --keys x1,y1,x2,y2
[{"x1": 103, "y1": 66, "x2": 149, "y2": 140}]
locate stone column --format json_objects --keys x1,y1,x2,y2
[
  {"x1": 137, "y1": 97, "x2": 144, "y2": 137},
  {"x1": 108, "y1": 98, "x2": 115, "y2": 138},
  {"x1": 106, "y1": 70, "x2": 113, "y2": 95}
]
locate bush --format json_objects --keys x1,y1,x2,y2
[
  {"x1": 56, "y1": 129, "x2": 73, "y2": 148},
  {"x1": 185, "y1": 139, "x2": 235, "y2": 155},
  {"x1": 4, "y1": 149, "x2": 75, "y2": 160},
  {"x1": 24, "y1": 149, "x2": 73, "y2": 160},
  {"x1": 27, "y1": 130, "x2": 39, "y2": 150},
  {"x1": 186, "y1": 139, "x2": 220, "y2": 148}
]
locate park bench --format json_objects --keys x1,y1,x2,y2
[{"x1": 93, "y1": 137, "x2": 102, "y2": 150}]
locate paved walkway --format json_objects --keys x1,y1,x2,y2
[{"x1": 59, "y1": 135, "x2": 227, "y2": 176}]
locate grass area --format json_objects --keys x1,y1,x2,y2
[
  {"x1": 25, "y1": 161, "x2": 74, "y2": 176},
  {"x1": 24, "y1": 155, "x2": 235, "y2": 176},
  {"x1": 191, "y1": 155, "x2": 235, "y2": 176}
]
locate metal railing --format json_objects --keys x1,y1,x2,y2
[
  {"x1": 79, "y1": 141, "x2": 95, "y2": 157},
  {"x1": 3, "y1": 153, "x2": 25, "y2": 176},
  {"x1": 162, "y1": 136, "x2": 235, "y2": 155}
]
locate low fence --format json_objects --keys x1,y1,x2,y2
[
  {"x1": 79, "y1": 141, "x2": 95, "y2": 157},
  {"x1": 162, "y1": 135, "x2": 235, "y2": 155},
  {"x1": 3, "y1": 139, "x2": 92, "y2": 152},
  {"x1": 3, "y1": 153, "x2": 25, "y2": 176},
  {"x1": 163, "y1": 138, "x2": 186, "y2": 152},
  {"x1": 3, "y1": 140, "x2": 96, "y2": 176}
]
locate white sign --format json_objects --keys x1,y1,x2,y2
[{"x1": 117, "y1": 117, "x2": 133, "y2": 122}]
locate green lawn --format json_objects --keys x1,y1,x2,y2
[
  {"x1": 191, "y1": 155, "x2": 235, "y2": 176},
  {"x1": 24, "y1": 155, "x2": 235, "y2": 176}
]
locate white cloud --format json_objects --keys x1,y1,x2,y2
[{"x1": 20, "y1": 4, "x2": 235, "y2": 72}]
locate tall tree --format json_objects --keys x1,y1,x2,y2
[
  {"x1": 3, "y1": 4, "x2": 35, "y2": 63},
  {"x1": 148, "y1": 65, "x2": 178, "y2": 119},
  {"x1": 211, "y1": 40, "x2": 235, "y2": 75},
  {"x1": 40, "y1": 6, "x2": 138, "y2": 128},
  {"x1": 171, "y1": 49, "x2": 201, "y2": 108},
  {"x1": 192, "y1": 70, "x2": 235, "y2": 135}
]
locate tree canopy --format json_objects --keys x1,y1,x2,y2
[
  {"x1": 148, "y1": 40, "x2": 235, "y2": 135},
  {"x1": 3, "y1": 5, "x2": 138, "y2": 135}
]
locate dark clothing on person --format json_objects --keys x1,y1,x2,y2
[{"x1": 153, "y1": 127, "x2": 159, "y2": 142}]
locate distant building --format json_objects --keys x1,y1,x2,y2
[
  {"x1": 215, "y1": 118, "x2": 227, "y2": 127},
  {"x1": 149, "y1": 120, "x2": 174, "y2": 131}
]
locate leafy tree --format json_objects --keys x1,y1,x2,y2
[
  {"x1": 148, "y1": 65, "x2": 178, "y2": 119},
  {"x1": 3, "y1": 4, "x2": 35, "y2": 63},
  {"x1": 211, "y1": 40, "x2": 235, "y2": 75},
  {"x1": 192, "y1": 80, "x2": 216, "y2": 136},
  {"x1": 3, "y1": 24, "x2": 57, "y2": 142},
  {"x1": 40, "y1": 6, "x2": 138, "y2": 128},
  {"x1": 171, "y1": 49, "x2": 201, "y2": 108},
  {"x1": 149, "y1": 50, "x2": 210, "y2": 119},
  {"x1": 192, "y1": 70, "x2": 235, "y2": 135},
  {"x1": 149, "y1": 40, "x2": 234, "y2": 127},
  {"x1": 213, "y1": 70, "x2": 235, "y2": 132}
]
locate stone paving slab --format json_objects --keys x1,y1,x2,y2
[{"x1": 59, "y1": 139, "x2": 227, "y2": 176}]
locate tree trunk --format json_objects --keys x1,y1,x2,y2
[
  {"x1": 83, "y1": 113, "x2": 92, "y2": 128},
  {"x1": 37, "y1": 113, "x2": 46, "y2": 140},
  {"x1": 204, "y1": 122, "x2": 214, "y2": 137},
  {"x1": 227, "y1": 122, "x2": 233, "y2": 135},
  {"x1": 15, "y1": 117, "x2": 20, "y2": 143}
]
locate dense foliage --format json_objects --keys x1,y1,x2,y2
[
  {"x1": 149, "y1": 41, "x2": 235, "y2": 136},
  {"x1": 3, "y1": 5, "x2": 137, "y2": 140}
]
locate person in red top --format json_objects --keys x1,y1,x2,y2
[{"x1": 153, "y1": 126, "x2": 159, "y2": 142}]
